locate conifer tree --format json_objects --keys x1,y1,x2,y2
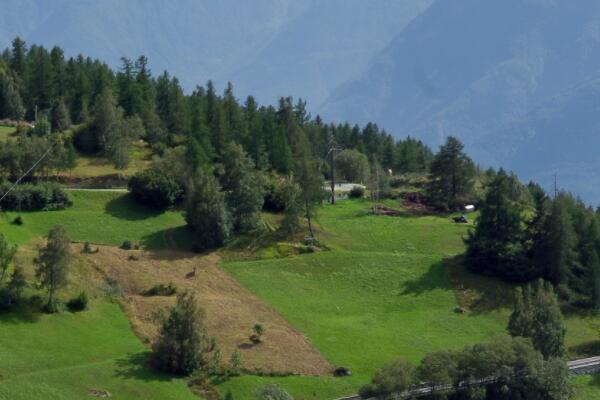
[
  {"x1": 508, "y1": 287, "x2": 532, "y2": 338},
  {"x1": 185, "y1": 168, "x2": 231, "y2": 250},
  {"x1": 425, "y1": 136, "x2": 475, "y2": 210},
  {"x1": 152, "y1": 290, "x2": 212, "y2": 375},
  {"x1": 34, "y1": 225, "x2": 71, "y2": 311},
  {"x1": 0, "y1": 234, "x2": 17, "y2": 284},
  {"x1": 0, "y1": 74, "x2": 25, "y2": 120},
  {"x1": 221, "y1": 142, "x2": 264, "y2": 232},
  {"x1": 294, "y1": 136, "x2": 324, "y2": 239},
  {"x1": 50, "y1": 98, "x2": 71, "y2": 132},
  {"x1": 538, "y1": 194, "x2": 579, "y2": 285},
  {"x1": 280, "y1": 177, "x2": 302, "y2": 234},
  {"x1": 465, "y1": 169, "x2": 529, "y2": 280},
  {"x1": 507, "y1": 280, "x2": 566, "y2": 359}
]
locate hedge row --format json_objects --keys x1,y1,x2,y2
[{"x1": 0, "y1": 181, "x2": 71, "y2": 211}]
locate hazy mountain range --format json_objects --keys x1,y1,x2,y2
[
  {"x1": 322, "y1": 0, "x2": 600, "y2": 202},
  {"x1": 3, "y1": 0, "x2": 600, "y2": 202}
]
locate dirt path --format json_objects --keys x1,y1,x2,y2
[{"x1": 81, "y1": 244, "x2": 332, "y2": 376}]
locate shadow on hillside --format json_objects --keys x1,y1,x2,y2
[
  {"x1": 569, "y1": 340, "x2": 600, "y2": 359},
  {"x1": 446, "y1": 255, "x2": 514, "y2": 315},
  {"x1": 401, "y1": 255, "x2": 512, "y2": 315},
  {"x1": 114, "y1": 352, "x2": 177, "y2": 382},
  {"x1": 141, "y1": 226, "x2": 194, "y2": 253},
  {"x1": 0, "y1": 309, "x2": 40, "y2": 324},
  {"x1": 401, "y1": 261, "x2": 448, "y2": 296},
  {"x1": 105, "y1": 194, "x2": 164, "y2": 221},
  {"x1": 588, "y1": 374, "x2": 600, "y2": 387}
]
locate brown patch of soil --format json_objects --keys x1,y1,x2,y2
[{"x1": 79, "y1": 244, "x2": 332, "y2": 376}]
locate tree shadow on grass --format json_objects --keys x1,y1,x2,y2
[
  {"x1": 587, "y1": 373, "x2": 600, "y2": 387},
  {"x1": 104, "y1": 194, "x2": 165, "y2": 221},
  {"x1": 569, "y1": 340, "x2": 600, "y2": 359},
  {"x1": 0, "y1": 309, "x2": 40, "y2": 324},
  {"x1": 401, "y1": 255, "x2": 513, "y2": 315},
  {"x1": 114, "y1": 352, "x2": 178, "y2": 383},
  {"x1": 401, "y1": 261, "x2": 449, "y2": 296},
  {"x1": 445, "y1": 255, "x2": 514, "y2": 315},
  {"x1": 141, "y1": 226, "x2": 194, "y2": 253}
]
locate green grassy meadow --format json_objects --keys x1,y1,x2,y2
[
  {"x1": 0, "y1": 300, "x2": 196, "y2": 400},
  {"x1": 1, "y1": 193, "x2": 600, "y2": 399},
  {"x1": 220, "y1": 199, "x2": 600, "y2": 399},
  {"x1": 0, "y1": 125, "x2": 15, "y2": 142},
  {"x1": 0, "y1": 190, "x2": 190, "y2": 249},
  {"x1": 70, "y1": 140, "x2": 152, "y2": 180}
]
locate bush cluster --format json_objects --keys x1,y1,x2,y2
[
  {"x1": 144, "y1": 283, "x2": 177, "y2": 297},
  {"x1": 348, "y1": 186, "x2": 365, "y2": 198},
  {"x1": 263, "y1": 175, "x2": 288, "y2": 212},
  {"x1": 66, "y1": 291, "x2": 89, "y2": 312},
  {"x1": 128, "y1": 168, "x2": 184, "y2": 209},
  {"x1": 0, "y1": 181, "x2": 71, "y2": 211}
]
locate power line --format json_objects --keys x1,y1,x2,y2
[{"x1": 0, "y1": 145, "x2": 54, "y2": 205}]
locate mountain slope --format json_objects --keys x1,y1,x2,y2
[
  {"x1": 320, "y1": 0, "x2": 600, "y2": 201},
  {"x1": 229, "y1": 0, "x2": 433, "y2": 106},
  {"x1": 0, "y1": 0, "x2": 432, "y2": 106},
  {"x1": 487, "y1": 75, "x2": 600, "y2": 200}
]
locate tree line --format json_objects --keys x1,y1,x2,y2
[
  {"x1": 361, "y1": 281, "x2": 571, "y2": 400},
  {"x1": 0, "y1": 37, "x2": 432, "y2": 176},
  {"x1": 466, "y1": 168, "x2": 600, "y2": 311}
]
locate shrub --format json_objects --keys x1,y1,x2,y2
[
  {"x1": 0, "y1": 181, "x2": 71, "y2": 211},
  {"x1": 12, "y1": 215, "x2": 23, "y2": 225},
  {"x1": 361, "y1": 359, "x2": 416, "y2": 398},
  {"x1": 44, "y1": 299, "x2": 64, "y2": 314},
  {"x1": 128, "y1": 168, "x2": 184, "y2": 209},
  {"x1": 31, "y1": 117, "x2": 51, "y2": 136},
  {"x1": 250, "y1": 323, "x2": 265, "y2": 344},
  {"x1": 228, "y1": 350, "x2": 242, "y2": 376},
  {"x1": 121, "y1": 240, "x2": 132, "y2": 250},
  {"x1": 82, "y1": 241, "x2": 94, "y2": 254},
  {"x1": 72, "y1": 123, "x2": 101, "y2": 153},
  {"x1": 348, "y1": 186, "x2": 365, "y2": 198},
  {"x1": 256, "y1": 384, "x2": 293, "y2": 400},
  {"x1": 263, "y1": 175, "x2": 287, "y2": 212},
  {"x1": 144, "y1": 283, "x2": 177, "y2": 297},
  {"x1": 67, "y1": 291, "x2": 89, "y2": 312}
]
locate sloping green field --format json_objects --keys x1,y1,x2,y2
[
  {"x1": 0, "y1": 190, "x2": 190, "y2": 249},
  {"x1": 0, "y1": 300, "x2": 195, "y2": 400},
  {"x1": 221, "y1": 199, "x2": 600, "y2": 399},
  {"x1": 1, "y1": 193, "x2": 599, "y2": 399}
]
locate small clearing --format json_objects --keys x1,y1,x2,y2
[{"x1": 82, "y1": 244, "x2": 332, "y2": 376}]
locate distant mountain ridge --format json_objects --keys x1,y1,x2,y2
[
  {"x1": 320, "y1": 0, "x2": 600, "y2": 202},
  {"x1": 0, "y1": 0, "x2": 432, "y2": 107}
]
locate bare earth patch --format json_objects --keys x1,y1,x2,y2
[{"x1": 79, "y1": 244, "x2": 331, "y2": 376}]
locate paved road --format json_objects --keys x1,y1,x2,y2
[
  {"x1": 65, "y1": 187, "x2": 128, "y2": 192},
  {"x1": 338, "y1": 356, "x2": 600, "y2": 400}
]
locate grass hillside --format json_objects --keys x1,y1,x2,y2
[
  {"x1": 0, "y1": 300, "x2": 196, "y2": 400},
  {"x1": 1, "y1": 192, "x2": 600, "y2": 399},
  {"x1": 68, "y1": 140, "x2": 152, "y2": 181},
  {"x1": 0, "y1": 125, "x2": 15, "y2": 141},
  {"x1": 0, "y1": 190, "x2": 190, "y2": 249},
  {"x1": 219, "y1": 199, "x2": 600, "y2": 399}
]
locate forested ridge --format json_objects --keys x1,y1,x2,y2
[{"x1": 0, "y1": 37, "x2": 432, "y2": 178}]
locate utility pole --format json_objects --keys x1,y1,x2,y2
[
  {"x1": 554, "y1": 173, "x2": 558, "y2": 199},
  {"x1": 329, "y1": 126, "x2": 336, "y2": 204}
]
